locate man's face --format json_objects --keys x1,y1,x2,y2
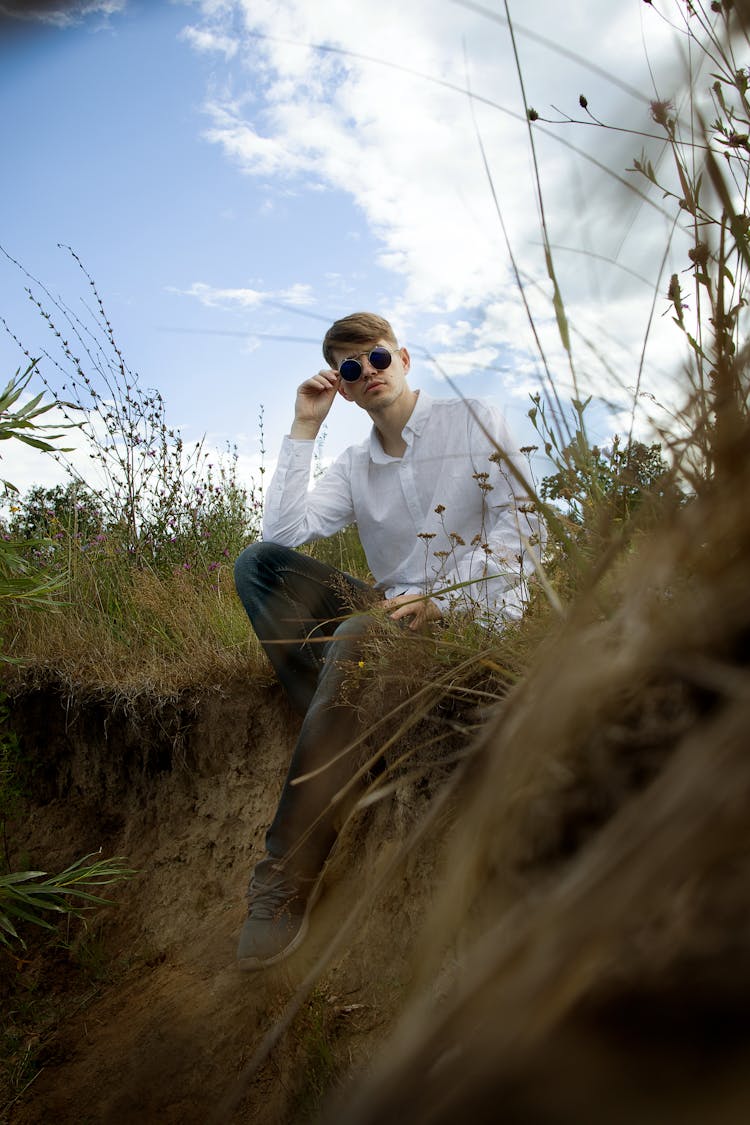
[{"x1": 332, "y1": 338, "x2": 411, "y2": 411}]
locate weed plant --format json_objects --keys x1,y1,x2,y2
[{"x1": 0, "y1": 248, "x2": 270, "y2": 691}]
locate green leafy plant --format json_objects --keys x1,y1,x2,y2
[
  {"x1": 0, "y1": 359, "x2": 135, "y2": 949},
  {"x1": 540, "y1": 435, "x2": 676, "y2": 526},
  {"x1": 0, "y1": 851, "x2": 135, "y2": 950}
]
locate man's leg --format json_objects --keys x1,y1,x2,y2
[
  {"x1": 234, "y1": 541, "x2": 375, "y2": 714},
  {"x1": 234, "y1": 542, "x2": 382, "y2": 968},
  {"x1": 265, "y1": 612, "x2": 379, "y2": 877}
]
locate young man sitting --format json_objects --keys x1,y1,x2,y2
[{"x1": 233, "y1": 312, "x2": 536, "y2": 969}]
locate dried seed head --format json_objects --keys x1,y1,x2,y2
[
  {"x1": 650, "y1": 99, "x2": 673, "y2": 128},
  {"x1": 688, "y1": 242, "x2": 710, "y2": 268}
]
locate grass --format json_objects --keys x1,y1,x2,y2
[{"x1": 2, "y1": 552, "x2": 264, "y2": 695}]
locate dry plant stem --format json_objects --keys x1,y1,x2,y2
[
  {"x1": 462, "y1": 43, "x2": 565, "y2": 436},
  {"x1": 626, "y1": 213, "x2": 680, "y2": 449},
  {"x1": 504, "y1": 0, "x2": 578, "y2": 396}
]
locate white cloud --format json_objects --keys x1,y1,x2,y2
[
  {"x1": 182, "y1": 0, "x2": 713, "y2": 436},
  {"x1": 426, "y1": 320, "x2": 474, "y2": 348},
  {"x1": 180, "y1": 24, "x2": 238, "y2": 59},
  {"x1": 173, "y1": 280, "x2": 315, "y2": 308},
  {"x1": 427, "y1": 346, "x2": 502, "y2": 379}
]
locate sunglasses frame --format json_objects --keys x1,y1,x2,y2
[{"x1": 338, "y1": 345, "x2": 395, "y2": 383}]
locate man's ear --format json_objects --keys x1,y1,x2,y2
[
  {"x1": 400, "y1": 346, "x2": 411, "y2": 375},
  {"x1": 337, "y1": 381, "x2": 354, "y2": 402}
]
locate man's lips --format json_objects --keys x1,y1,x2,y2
[{"x1": 365, "y1": 380, "x2": 385, "y2": 393}]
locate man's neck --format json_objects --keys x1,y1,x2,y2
[{"x1": 370, "y1": 387, "x2": 419, "y2": 458}]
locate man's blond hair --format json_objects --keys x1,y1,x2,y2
[{"x1": 322, "y1": 313, "x2": 397, "y2": 368}]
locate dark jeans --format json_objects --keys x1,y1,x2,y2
[{"x1": 234, "y1": 541, "x2": 383, "y2": 879}]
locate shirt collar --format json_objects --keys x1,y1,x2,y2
[{"x1": 367, "y1": 390, "x2": 433, "y2": 463}]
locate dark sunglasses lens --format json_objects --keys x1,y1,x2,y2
[
  {"x1": 369, "y1": 347, "x2": 393, "y2": 370},
  {"x1": 339, "y1": 359, "x2": 362, "y2": 382}
]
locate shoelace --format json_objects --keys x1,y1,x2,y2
[{"x1": 247, "y1": 874, "x2": 303, "y2": 921}]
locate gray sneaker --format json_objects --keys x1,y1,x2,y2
[{"x1": 236, "y1": 861, "x2": 318, "y2": 971}]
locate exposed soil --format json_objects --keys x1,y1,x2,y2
[{"x1": 1, "y1": 674, "x2": 449, "y2": 1124}]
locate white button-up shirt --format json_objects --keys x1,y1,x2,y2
[{"x1": 263, "y1": 391, "x2": 538, "y2": 621}]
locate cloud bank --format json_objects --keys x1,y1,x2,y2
[{"x1": 179, "y1": 0, "x2": 694, "y2": 435}]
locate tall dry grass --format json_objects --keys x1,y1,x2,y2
[
  {"x1": 330, "y1": 401, "x2": 750, "y2": 1122},
  {"x1": 205, "y1": 2, "x2": 750, "y2": 1120},
  {"x1": 315, "y1": 2, "x2": 750, "y2": 1119}
]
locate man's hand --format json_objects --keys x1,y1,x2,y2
[
  {"x1": 383, "y1": 593, "x2": 443, "y2": 631},
  {"x1": 290, "y1": 370, "x2": 340, "y2": 439}
]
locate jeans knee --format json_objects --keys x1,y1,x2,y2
[
  {"x1": 234, "y1": 540, "x2": 291, "y2": 591},
  {"x1": 329, "y1": 612, "x2": 378, "y2": 654}
]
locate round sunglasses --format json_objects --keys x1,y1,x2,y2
[{"x1": 338, "y1": 345, "x2": 396, "y2": 383}]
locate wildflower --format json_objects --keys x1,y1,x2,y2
[
  {"x1": 449, "y1": 532, "x2": 466, "y2": 545},
  {"x1": 417, "y1": 532, "x2": 436, "y2": 541},
  {"x1": 357, "y1": 660, "x2": 365, "y2": 669},
  {"x1": 579, "y1": 94, "x2": 588, "y2": 109},
  {"x1": 434, "y1": 504, "x2": 446, "y2": 514},
  {"x1": 650, "y1": 99, "x2": 674, "y2": 128},
  {"x1": 519, "y1": 445, "x2": 538, "y2": 455},
  {"x1": 527, "y1": 107, "x2": 539, "y2": 121}
]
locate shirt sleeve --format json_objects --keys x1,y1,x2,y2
[
  {"x1": 262, "y1": 436, "x2": 357, "y2": 545},
  {"x1": 436, "y1": 402, "x2": 540, "y2": 612}
]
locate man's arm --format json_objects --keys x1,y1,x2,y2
[
  {"x1": 262, "y1": 369, "x2": 356, "y2": 546},
  {"x1": 289, "y1": 369, "x2": 339, "y2": 440}
]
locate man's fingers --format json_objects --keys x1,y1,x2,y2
[
  {"x1": 302, "y1": 371, "x2": 338, "y2": 394},
  {"x1": 388, "y1": 602, "x2": 424, "y2": 626}
]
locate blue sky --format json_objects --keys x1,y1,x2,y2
[{"x1": 1, "y1": 0, "x2": 688, "y2": 495}]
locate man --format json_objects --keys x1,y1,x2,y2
[{"x1": 234, "y1": 312, "x2": 536, "y2": 969}]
